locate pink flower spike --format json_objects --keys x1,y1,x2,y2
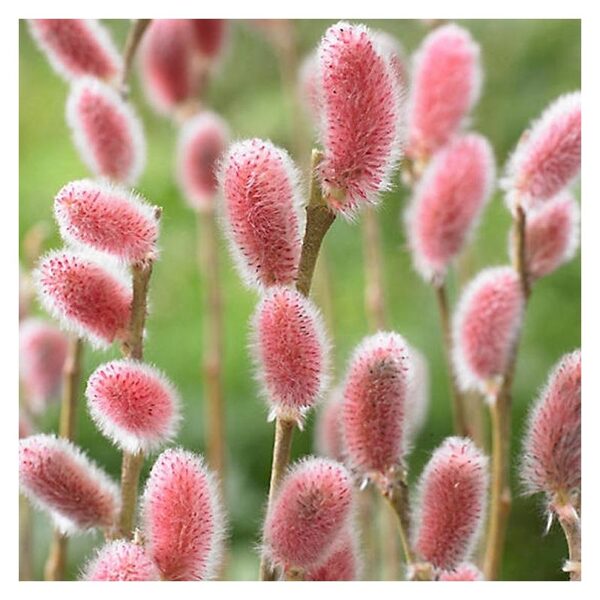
[
  {"x1": 28, "y1": 19, "x2": 122, "y2": 83},
  {"x1": 139, "y1": 19, "x2": 197, "y2": 116},
  {"x1": 407, "y1": 24, "x2": 482, "y2": 161},
  {"x1": 251, "y1": 286, "x2": 330, "y2": 425},
  {"x1": 19, "y1": 434, "x2": 120, "y2": 533},
  {"x1": 54, "y1": 180, "x2": 159, "y2": 263},
  {"x1": 220, "y1": 139, "x2": 303, "y2": 289},
  {"x1": 82, "y1": 540, "x2": 160, "y2": 581},
  {"x1": 177, "y1": 111, "x2": 230, "y2": 212},
  {"x1": 66, "y1": 77, "x2": 146, "y2": 185},
  {"x1": 503, "y1": 92, "x2": 581, "y2": 209},
  {"x1": 317, "y1": 22, "x2": 402, "y2": 217},
  {"x1": 142, "y1": 448, "x2": 225, "y2": 581},
  {"x1": 315, "y1": 387, "x2": 345, "y2": 462},
  {"x1": 341, "y1": 332, "x2": 411, "y2": 477},
  {"x1": 263, "y1": 457, "x2": 354, "y2": 571},
  {"x1": 438, "y1": 562, "x2": 484, "y2": 581},
  {"x1": 19, "y1": 318, "x2": 68, "y2": 415},
  {"x1": 305, "y1": 530, "x2": 361, "y2": 581},
  {"x1": 189, "y1": 19, "x2": 228, "y2": 62},
  {"x1": 86, "y1": 359, "x2": 180, "y2": 453},
  {"x1": 413, "y1": 437, "x2": 488, "y2": 570},
  {"x1": 521, "y1": 350, "x2": 581, "y2": 500},
  {"x1": 405, "y1": 134, "x2": 496, "y2": 282},
  {"x1": 452, "y1": 267, "x2": 524, "y2": 394},
  {"x1": 34, "y1": 249, "x2": 132, "y2": 349},
  {"x1": 513, "y1": 191, "x2": 580, "y2": 281}
]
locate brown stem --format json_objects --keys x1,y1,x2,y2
[
  {"x1": 284, "y1": 566, "x2": 305, "y2": 581},
  {"x1": 197, "y1": 210, "x2": 226, "y2": 486},
  {"x1": 483, "y1": 205, "x2": 531, "y2": 580},
  {"x1": 19, "y1": 495, "x2": 33, "y2": 580},
  {"x1": 296, "y1": 150, "x2": 336, "y2": 297},
  {"x1": 120, "y1": 19, "x2": 151, "y2": 97},
  {"x1": 259, "y1": 418, "x2": 295, "y2": 581},
  {"x1": 434, "y1": 282, "x2": 470, "y2": 437},
  {"x1": 554, "y1": 502, "x2": 581, "y2": 581},
  {"x1": 117, "y1": 209, "x2": 161, "y2": 539},
  {"x1": 44, "y1": 335, "x2": 83, "y2": 581}
]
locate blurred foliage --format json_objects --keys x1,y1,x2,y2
[{"x1": 19, "y1": 19, "x2": 580, "y2": 581}]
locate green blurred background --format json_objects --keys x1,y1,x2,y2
[{"x1": 19, "y1": 19, "x2": 581, "y2": 581}]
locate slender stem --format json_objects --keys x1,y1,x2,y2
[
  {"x1": 296, "y1": 150, "x2": 336, "y2": 297},
  {"x1": 434, "y1": 282, "x2": 470, "y2": 437},
  {"x1": 259, "y1": 418, "x2": 295, "y2": 581},
  {"x1": 197, "y1": 210, "x2": 226, "y2": 486},
  {"x1": 19, "y1": 495, "x2": 33, "y2": 580},
  {"x1": 554, "y1": 502, "x2": 581, "y2": 581},
  {"x1": 483, "y1": 205, "x2": 530, "y2": 580},
  {"x1": 117, "y1": 209, "x2": 161, "y2": 539},
  {"x1": 259, "y1": 150, "x2": 336, "y2": 580},
  {"x1": 44, "y1": 335, "x2": 83, "y2": 581},
  {"x1": 120, "y1": 19, "x2": 151, "y2": 97}
]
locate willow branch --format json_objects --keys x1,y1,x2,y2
[
  {"x1": 120, "y1": 19, "x2": 151, "y2": 98},
  {"x1": 44, "y1": 335, "x2": 83, "y2": 581},
  {"x1": 554, "y1": 502, "x2": 581, "y2": 581}
]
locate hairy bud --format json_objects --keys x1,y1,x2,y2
[
  {"x1": 141, "y1": 448, "x2": 225, "y2": 580},
  {"x1": 315, "y1": 387, "x2": 345, "y2": 462},
  {"x1": 86, "y1": 360, "x2": 180, "y2": 453},
  {"x1": 220, "y1": 139, "x2": 303, "y2": 289},
  {"x1": 28, "y1": 19, "x2": 122, "y2": 83},
  {"x1": 512, "y1": 191, "x2": 580, "y2": 281},
  {"x1": 305, "y1": 530, "x2": 361, "y2": 581},
  {"x1": 54, "y1": 180, "x2": 159, "y2": 262},
  {"x1": 19, "y1": 318, "x2": 68, "y2": 414},
  {"x1": 438, "y1": 562, "x2": 484, "y2": 581},
  {"x1": 139, "y1": 19, "x2": 197, "y2": 116},
  {"x1": 82, "y1": 540, "x2": 160, "y2": 581},
  {"x1": 341, "y1": 332, "x2": 410, "y2": 477},
  {"x1": 503, "y1": 92, "x2": 581, "y2": 209},
  {"x1": 521, "y1": 350, "x2": 581, "y2": 500},
  {"x1": 34, "y1": 249, "x2": 132, "y2": 349},
  {"x1": 66, "y1": 77, "x2": 146, "y2": 184},
  {"x1": 263, "y1": 457, "x2": 353, "y2": 571},
  {"x1": 189, "y1": 19, "x2": 228, "y2": 61},
  {"x1": 405, "y1": 134, "x2": 495, "y2": 282},
  {"x1": 407, "y1": 24, "x2": 481, "y2": 161},
  {"x1": 452, "y1": 267, "x2": 524, "y2": 394},
  {"x1": 413, "y1": 437, "x2": 488, "y2": 569},
  {"x1": 19, "y1": 434, "x2": 119, "y2": 533},
  {"x1": 316, "y1": 22, "x2": 402, "y2": 217},
  {"x1": 251, "y1": 286, "x2": 329, "y2": 425},
  {"x1": 177, "y1": 111, "x2": 229, "y2": 212}
]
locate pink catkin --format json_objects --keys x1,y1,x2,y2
[
  {"x1": 406, "y1": 134, "x2": 496, "y2": 282},
  {"x1": 341, "y1": 332, "x2": 410, "y2": 477},
  {"x1": 141, "y1": 448, "x2": 225, "y2": 581},
  {"x1": 305, "y1": 531, "x2": 360, "y2": 581},
  {"x1": 54, "y1": 180, "x2": 159, "y2": 263},
  {"x1": 315, "y1": 387, "x2": 345, "y2": 462},
  {"x1": 407, "y1": 24, "x2": 481, "y2": 161},
  {"x1": 19, "y1": 434, "x2": 120, "y2": 533},
  {"x1": 34, "y1": 249, "x2": 132, "y2": 349},
  {"x1": 317, "y1": 22, "x2": 402, "y2": 217},
  {"x1": 413, "y1": 437, "x2": 488, "y2": 570},
  {"x1": 66, "y1": 77, "x2": 146, "y2": 185},
  {"x1": 86, "y1": 360, "x2": 180, "y2": 453},
  {"x1": 189, "y1": 19, "x2": 228, "y2": 60},
  {"x1": 139, "y1": 19, "x2": 197, "y2": 116},
  {"x1": 177, "y1": 111, "x2": 230, "y2": 212},
  {"x1": 19, "y1": 318, "x2": 68, "y2": 414},
  {"x1": 503, "y1": 92, "x2": 581, "y2": 209},
  {"x1": 220, "y1": 139, "x2": 303, "y2": 289},
  {"x1": 251, "y1": 286, "x2": 329, "y2": 424},
  {"x1": 521, "y1": 350, "x2": 581, "y2": 499},
  {"x1": 438, "y1": 562, "x2": 484, "y2": 581},
  {"x1": 514, "y1": 191, "x2": 580, "y2": 281},
  {"x1": 28, "y1": 19, "x2": 122, "y2": 83},
  {"x1": 82, "y1": 540, "x2": 161, "y2": 581},
  {"x1": 263, "y1": 457, "x2": 354, "y2": 571},
  {"x1": 452, "y1": 267, "x2": 524, "y2": 394}
]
